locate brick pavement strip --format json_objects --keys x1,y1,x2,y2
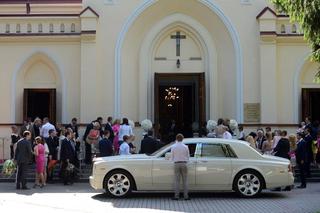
[{"x1": 0, "y1": 182, "x2": 320, "y2": 213}]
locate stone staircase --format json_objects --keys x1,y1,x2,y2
[
  {"x1": 294, "y1": 165, "x2": 320, "y2": 183},
  {"x1": 0, "y1": 162, "x2": 92, "y2": 183}
]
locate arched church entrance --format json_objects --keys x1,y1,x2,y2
[{"x1": 14, "y1": 52, "x2": 62, "y2": 124}]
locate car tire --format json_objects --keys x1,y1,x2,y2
[
  {"x1": 234, "y1": 170, "x2": 263, "y2": 198},
  {"x1": 104, "y1": 170, "x2": 133, "y2": 198}
]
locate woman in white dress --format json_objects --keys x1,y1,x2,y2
[{"x1": 118, "y1": 118, "x2": 133, "y2": 146}]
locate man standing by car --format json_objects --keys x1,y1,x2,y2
[{"x1": 171, "y1": 134, "x2": 190, "y2": 200}]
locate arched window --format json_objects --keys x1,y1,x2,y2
[
  {"x1": 27, "y1": 23, "x2": 32, "y2": 33},
  {"x1": 71, "y1": 23, "x2": 75, "y2": 32},
  {"x1": 16, "y1": 24, "x2": 21, "y2": 33},
  {"x1": 49, "y1": 23, "x2": 54, "y2": 33},
  {"x1": 280, "y1": 24, "x2": 286, "y2": 33},
  {"x1": 38, "y1": 23, "x2": 43, "y2": 33},
  {"x1": 5, "y1": 24, "x2": 10, "y2": 33},
  {"x1": 60, "y1": 23, "x2": 65, "y2": 33},
  {"x1": 292, "y1": 24, "x2": 297, "y2": 33}
]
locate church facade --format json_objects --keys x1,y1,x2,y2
[{"x1": 0, "y1": 0, "x2": 319, "y2": 136}]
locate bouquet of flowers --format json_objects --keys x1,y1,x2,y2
[
  {"x1": 1, "y1": 159, "x2": 16, "y2": 177},
  {"x1": 206, "y1": 120, "x2": 217, "y2": 132},
  {"x1": 229, "y1": 119, "x2": 238, "y2": 132}
]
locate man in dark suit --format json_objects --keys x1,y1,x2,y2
[
  {"x1": 140, "y1": 130, "x2": 158, "y2": 155},
  {"x1": 60, "y1": 131, "x2": 76, "y2": 185},
  {"x1": 65, "y1": 118, "x2": 79, "y2": 139},
  {"x1": 99, "y1": 130, "x2": 113, "y2": 157},
  {"x1": 296, "y1": 132, "x2": 308, "y2": 188},
  {"x1": 274, "y1": 130, "x2": 290, "y2": 159},
  {"x1": 14, "y1": 131, "x2": 32, "y2": 190},
  {"x1": 304, "y1": 127, "x2": 314, "y2": 177},
  {"x1": 105, "y1": 116, "x2": 115, "y2": 142}
]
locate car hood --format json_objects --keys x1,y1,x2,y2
[
  {"x1": 94, "y1": 154, "x2": 151, "y2": 162},
  {"x1": 262, "y1": 154, "x2": 290, "y2": 163}
]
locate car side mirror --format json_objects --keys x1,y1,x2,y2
[{"x1": 165, "y1": 152, "x2": 171, "y2": 160}]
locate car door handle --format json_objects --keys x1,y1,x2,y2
[{"x1": 200, "y1": 160, "x2": 208, "y2": 163}]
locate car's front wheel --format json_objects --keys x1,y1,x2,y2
[
  {"x1": 234, "y1": 170, "x2": 263, "y2": 197},
  {"x1": 104, "y1": 170, "x2": 133, "y2": 198}
]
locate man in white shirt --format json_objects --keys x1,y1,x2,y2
[
  {"x1": 40, "y1": 117, "x2": 56, "y2": 139},
  {"x1": 119, "y1": 135, "x2": 131, "y2": 155},
  {"x1": 171, "y1": 134, "x2": 190, "y2": 200},
  {"x1": 222, "y1": 126, "x2": 232, "y2": 140}
]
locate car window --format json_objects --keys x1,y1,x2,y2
[
  {"x1": 186, "y1": 143, "x2": 197, "y2": 157},
  {"x1": 159, "y1": 143, "x2": 197, "y2": 157},
  {"x1": 200, "y1": 143, "x2": 227, "y2": 158}
]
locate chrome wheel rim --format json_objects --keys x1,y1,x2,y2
[
  {"x1": 107, "y1": 173, "x2": 130, "y2": 197},
  {"x1": 237, "y1": 173, "x2": 260, "y2": 196}
]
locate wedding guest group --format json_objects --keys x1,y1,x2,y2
[{"x1": 8, "y1": 115, "x2": 320, "y2": 192}]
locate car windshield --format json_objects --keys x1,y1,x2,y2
[{"x1": 150, "y1": 142, "x2": 175, "y2": 156}]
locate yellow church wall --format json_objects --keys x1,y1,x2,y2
[{"x1": 0, "y1": 41, "x2": 81, "y2": 123}]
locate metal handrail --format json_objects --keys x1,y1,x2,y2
[{"x1": 0, "y1": 137, "x2": 7, "y2": 163}]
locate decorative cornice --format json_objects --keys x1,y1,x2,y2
[
  {"x1": 260, "y1": 31, "x2": 304, "y2": 37},
  {"x1": 81, "y1": 30, "x2": 96, "y2": 34},
  {"x1": 0, "y1": 13, "x2": 79, "y2": 17},
  {"x1": 0, "y1": 32, "x2": 80, "y2": 37},
  {"x1": 0, "y1": 0, "x2": 82, "y2": 4}
]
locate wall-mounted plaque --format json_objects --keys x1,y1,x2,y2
[{"x1": 244, "y1": 103, "x2": 260, "y2": 122}]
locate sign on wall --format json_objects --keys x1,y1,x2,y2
[{"x1": 244, "y1": 103, "x2": 261, "y2": 122}]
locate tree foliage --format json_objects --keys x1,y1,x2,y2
[{"x1": 271, "y1": 0, "x2": 320, "y2": 82}]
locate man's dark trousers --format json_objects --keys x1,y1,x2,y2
[
  {"x1": 16, "y1": 163, "x2": 28, "y2": 188},
  {"x1": 298, "y1": 162, "x2": 307, "y2": 187}
]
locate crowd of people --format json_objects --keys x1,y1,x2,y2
[
  {"x1": 9, "y1": 115, "x2": 320, "y2": 190},
  {"x1": 236, "y1": 117, "x2": 320, "y2": 189},
  {"x1": 10, "y1": 116, "x2": 162, "y2": 189}
]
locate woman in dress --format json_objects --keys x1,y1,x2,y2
[
  {"x1": 118, "y1": 118, "x2": 133, "y2": 147},
  {"x1": 288, "y1": 134, "x2": 297, "y2": 173},
  {"x1": 246, "y1": 135, "x2": 256, "y2": 149},
  {"x1": 112, "y1": 119, "x2": 121, "y2": 155},
  {"x1": 262, "y1": 132, "x2": 273, "y2": 154},
  {"x1": 33, "y1": 136, "x2": 45, "y2": 188}
]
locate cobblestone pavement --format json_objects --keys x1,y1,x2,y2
[{"x1": 0, "y1": 182, "x2": 320, "y2": 213}]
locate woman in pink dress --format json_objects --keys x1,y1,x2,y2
[
  {"x1": 112, "y1": 119, "x2": 121, "y2": 155},
  {"x1": 34, "y1": 136, "x2": 45, "y2": 188}
]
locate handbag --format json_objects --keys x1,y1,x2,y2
[{"x1": 86, "y1": 129, "x2": 100, "y2": 144}]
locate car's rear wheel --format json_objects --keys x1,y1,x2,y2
[
  {"x1": 234, "y1": 171, "x2": 263, "y2": 197},
  {"x1": 104, "y1": 170, "x2": 133, "y2": 198}
]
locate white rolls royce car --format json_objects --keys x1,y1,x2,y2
[{"x1": 90, "y1": 138, "x2": 294, "y2": 198}]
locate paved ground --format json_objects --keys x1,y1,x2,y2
[{"x1": 0, "y1": 182, "x2": 320, "y2": 213}]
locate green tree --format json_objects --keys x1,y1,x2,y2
[{"x1": 271, "y1": 0, "x2": 320, "y2": 82}]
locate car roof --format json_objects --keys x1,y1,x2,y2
[{"x1": 182, "y1": 138, "x2": 249, "y2": 146}]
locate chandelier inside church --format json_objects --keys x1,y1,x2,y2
[{"x1": 165, "y1": 87, "x2": 179, "y2": 107}]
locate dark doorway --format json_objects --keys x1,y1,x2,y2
[
  {"x1": 23, "y1": 89, "x2": 56, "y2": 123},
  {"x1": 302, "y1": 88, "x2": 320, "y2": 122},
  {"x1": 155, "y1": 73, "x2": 205, "y2": 143}
]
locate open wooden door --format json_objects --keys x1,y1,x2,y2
[{"x1": 23, "y1": 89, "x2": 56, "y2": 123}]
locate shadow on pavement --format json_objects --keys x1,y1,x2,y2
[{"x1": 92, "y1": 191, "x2": 287, "y2": 200}]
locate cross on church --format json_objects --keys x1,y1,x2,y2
[{"x1": 170, "y1": 31, "x2": 186, "y2": 57}]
